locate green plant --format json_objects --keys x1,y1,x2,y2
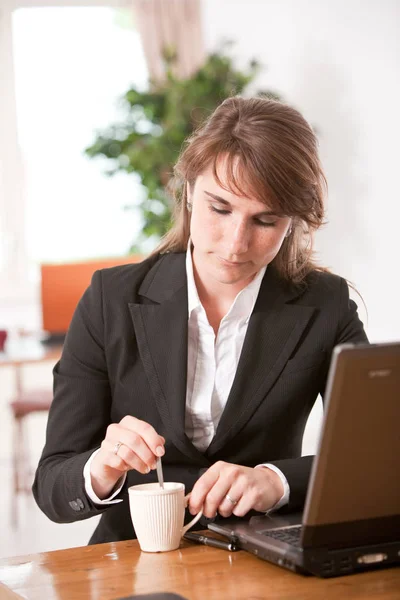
[{"x1": 85, "y1": 43, "x2": 282, "y2": 252}]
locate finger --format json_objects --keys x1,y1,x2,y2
[
  {"x1": 230, "y1": 494, "x2": 255, "y2": 518},
  {"x1": 101, "y1": 447, "x2": 131, "y2": 474},
  {"x1": 202, "y1": 478, "x2": 233, "y2": 518},
  {"x1": 107, "y1": 428, "x2": 158, "y2": 472},
  {"x1": 107, "y1": 421, "x2": 163, "y2": 468},
  {"x1": 119, "y1": 416, "x2": 165, "y2": 457},
  {"x1": 201, "y1": 463, "x2": 244, "y2": 517},
  {"x1": 189, "y1": 471, "x2": 218, "y2": 515},
  {"x1": 218, "y1": 488, "x2": 243, "y2": 517},
  {"x1": 105, "y1": 439, "x2": 151, "y2": 475},
  {"x1": 222, "y1": 472, "x2": 278, "y2": 517},
  {"x1": 189, "y1": 462, "x2": 231, "y2": 515}
]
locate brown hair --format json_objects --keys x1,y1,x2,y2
[{"x1": 154, "y1": 95, "x2": 327, "y2": 284}]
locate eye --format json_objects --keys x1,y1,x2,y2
[
  {"x1": 253, "y1": 218, "x2": 277, "y2": 228},
  {"x1": 209, "y1": 205, "x2": 230, "y2": 215}
]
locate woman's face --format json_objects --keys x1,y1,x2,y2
[{"x1": 188, "y1": 162, "x2": 292, "y2": 295}]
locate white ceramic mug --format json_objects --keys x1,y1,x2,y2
[{"x1": 128, "y1": 482, "x2": 203, "y2": 552}]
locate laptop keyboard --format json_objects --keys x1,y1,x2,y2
[{"x1": 262, "y1": 525, "x2": 302, "y2": 547}]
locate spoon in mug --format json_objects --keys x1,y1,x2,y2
[{"x1": 156, "y1": 456, "x2": 164, "y2": 489}]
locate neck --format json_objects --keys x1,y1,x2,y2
[
  {"x1": 192, "y1": 266, "x2": 252, "y2": 337},
  {"x1": 193, "y1": 268, "x2": 241, "y2": 312},
  {"x1": 194, "y1": 283, "x2": 231, "y2": 336}
]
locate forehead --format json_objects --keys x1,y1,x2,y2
[{"x1": 194, "y1": 160, "x2": 273, "y2": 211}]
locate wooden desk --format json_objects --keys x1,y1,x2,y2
[{"x1": 0, "y1": 538, "x2": 399, "y2": 600}]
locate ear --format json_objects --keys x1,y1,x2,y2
[
  {"x1": 285, "y1": 218, "x2": 293, "y2": 238},
  {"x1": 186, "y1": 181, "x2": 192, "y2": 202}
]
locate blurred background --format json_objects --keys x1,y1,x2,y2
[{"x1": 0, "y1": 0, "x2": 399, "y2": 558}]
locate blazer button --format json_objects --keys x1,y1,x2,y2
[{"x1": 69, "y1": 499, "x2": 84, "y2": 511}]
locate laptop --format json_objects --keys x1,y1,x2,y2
[{"x1": 208, "y1": 341, "x2": 400, "y2": 577}]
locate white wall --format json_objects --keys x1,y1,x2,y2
[
  {"x1": 1, "y1": 0, "x2": 399, "y2": 340},
  {"x1": 203, "y1": 0, "x2": 400, "y2": 342}
]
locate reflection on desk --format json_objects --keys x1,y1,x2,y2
[{"x1": 0, "y1": 537, "x2": 399, "y2": 600}]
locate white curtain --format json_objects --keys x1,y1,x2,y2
[{"x1": 132, "y1": 0, "x2": 205, "y2": 82}]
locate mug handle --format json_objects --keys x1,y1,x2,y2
[{"x1": 182, "y1": 494, "x2": 203, "y2": 535}]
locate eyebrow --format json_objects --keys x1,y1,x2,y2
[{"x1": 204, "y1": 191, "x2": 277, "y2": 217}]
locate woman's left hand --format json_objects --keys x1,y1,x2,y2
[{"x1": 188, "y1": 461, "x2": 284, "y2": 518}]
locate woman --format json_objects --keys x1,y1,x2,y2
[{"x1": 33, "y1": 96, "x2": 368, "y2": 544}]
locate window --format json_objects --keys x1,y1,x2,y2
[{"x1": 12, "y1": 5, "x2": 148, "y2": 263}]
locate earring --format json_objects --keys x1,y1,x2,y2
[
  {"x1": 285, "y1": 228, "x2": 292, "y2": 238},
  {"x1": 186, "y1": 202, "x2": 192, "y2": 212}
]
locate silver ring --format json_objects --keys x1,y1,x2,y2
[
  {"x1": 225, "y1": 493, "x2": 238, "y2": 506},
  {"x1": 113, "y1": 441, "x2": 123, "y2": 456}
]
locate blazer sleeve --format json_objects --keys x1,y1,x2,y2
[
  {"x1": 32, "y1": 269, "x2": 114, "y2": 523},
  {"x1": 268, "y1": 277, "x2": 369, "y2": 512},
  {"x1": 32, "y1": 269, "x2": 208, "y2": 525}
]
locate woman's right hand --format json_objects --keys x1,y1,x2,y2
[{"x1": 90, "y1": 416, "x2": 165, "y2": 500}]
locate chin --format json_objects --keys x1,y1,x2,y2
[{"x1": 215, "y1": 268, "x2": 254, "y2": 286}]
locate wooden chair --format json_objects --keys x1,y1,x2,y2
[
  {"x1": 9, "y1": 386, "x2": 53, "y2": 527},
  {"x1": 6, "y1": 330, "x2": 58, "y2": 527},
  {"x1": 1, "y1": 330, "x2": 61, "y2": 526}
]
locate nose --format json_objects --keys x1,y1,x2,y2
[{"x1": 227, "y1": 218, "x2": 251, "y2": 256}]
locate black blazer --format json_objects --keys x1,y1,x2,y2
[{"x1": 33, "y1": 253, "x2": 368, "y2": 544}]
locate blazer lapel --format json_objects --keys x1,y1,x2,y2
[
  {"x1": 207, "y1": 267, "x2": 315, "y2": 456},
  {"x1": 129, "y1": 254, "x2": 209, "y2": 465}
]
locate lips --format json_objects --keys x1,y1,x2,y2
[{"x1": 217, "y1": 256, "x2": 247, "y2": 266}]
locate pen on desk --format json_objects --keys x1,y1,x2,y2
[{"x1": 184, "y1": 532, "x2": 238, "y2": 551}]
